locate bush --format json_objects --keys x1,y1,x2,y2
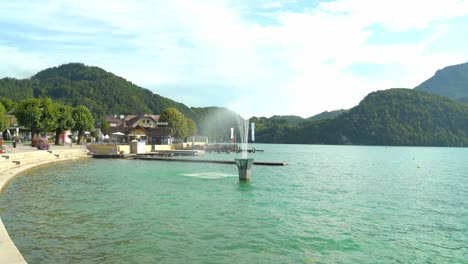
[{"x1": 37, "y1": 138, "x2": 50, "y2": 150}]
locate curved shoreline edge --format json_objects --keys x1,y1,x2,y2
[{"x1": 0, "y1": 149, "x2": 90, "y2": 264}]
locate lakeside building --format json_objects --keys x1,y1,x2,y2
[
  {"x1": 95, "y1": 114, "x2": 173, "y2": 145},
  {"x1": 2, "y1": 110, "x2": 25, "y2": 140},
  {"x1": 101, "y1": 114, "x2": 161, "y2": 128}
]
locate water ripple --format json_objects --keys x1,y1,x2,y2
[{"x1": 1, "y1": 145, "x2": 467, "y2": 263}]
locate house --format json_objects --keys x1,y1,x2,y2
[
  {"x1": 104, "y1": 115, "x2": 125, "y2": 127},
  {"x1": 97, "y1": 114, "x2": 161, "y2": 128},
  {"x1": 96, "y1": 114, "x2": 173, "y2": 145},
  {"x1": 126, "y1": 114, "x2": 160, "y2": 128},
  {"x1": 6, "y1": 112, "x2": 18, "y2": 129},
  {"x1": 128, "y1": 126, "x2": 173, "y2": 145},
  {"x1": 2, "y1": 110, "x2": 23, "y2": 140}
]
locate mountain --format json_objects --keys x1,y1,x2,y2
[
  {"x1": 2, "y1": 63, "x2": 467, "y2": 146},
  {"x1": 308, "y1": 109, "x2": 347, "y2": 121},
  {"x1": 0, "y1": 63, "x2": 243, "y2": 141},
  {"x1": 256, "y1": 89, "x2": 468, "y2": 147},
  {"x1": 0, "y1": 78, "x2": 35, "y2": 101},
  {"x1": 268, "y1": 115, "x2": 306, "y2": 125},
  {"x1": 332, "y1": 89, "x2": 468, "y2": 146},
  {"x1": 248, "y1": 111, "x2": 347, "y2": 138},
  {"x1": 414, "y1": 62, "x2": 468, "y2": 102},
  {"x1": 0, "y1": 63, "x2": 195, "y2": 118}
]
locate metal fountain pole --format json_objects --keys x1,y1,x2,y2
[{"x1": 235, "y1": 118, "x2": 254, "y2": 181}]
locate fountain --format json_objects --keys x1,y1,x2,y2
[{"x1": 235, "y1": 117, "x2": 254, "y2": 181}]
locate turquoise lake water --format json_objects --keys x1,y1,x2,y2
[{"x1": 1, "y1": 144, "x2": 467, "y2": 263}]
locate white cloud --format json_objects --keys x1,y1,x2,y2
[
  {"x1": 0, "y1": 45, "x2": 49, "y2": 78},
  {"x1": 262, "y1": 2, "x2": 283, "y2": 9},
  {"x1": 0, "y1": 0, "x2": 467, "y2": 117},
  {"x1": 319, "y1": 0, "x2": 468, "y2": 31}
]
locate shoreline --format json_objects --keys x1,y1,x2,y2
[{"x1": 0, "y1": 145, "x2": 90, "y2": 264}]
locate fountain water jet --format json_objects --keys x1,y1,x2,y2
[{"x1": 235, "y1": 117, "x2": 253, "y2": 181}]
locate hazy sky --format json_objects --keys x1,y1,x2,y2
[{"x1": 1, "y1": 0, "x2": 467, "y2": 118}]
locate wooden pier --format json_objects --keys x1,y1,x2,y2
[
  {"x1": 131, "y1": 155, "x2": 287, "y2": 166},
  {"x1": 148, "y1": 150, "x2": 204, "y2": 156},
  {"x1": 204, "y1": 144, "x2": 263, "y2": 154}
]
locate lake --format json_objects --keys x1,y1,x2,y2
[{"x1": 1, "y1": 144, "x2": 467, "y2": 263}]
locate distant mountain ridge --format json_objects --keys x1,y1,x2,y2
[
  {"x1": 254, "y1": 89, "x2": 468, "y2": 146},
  {"x1": 0, "y1": 63, "x2": 194, "y2": 118},
  {"x1": 415, "y1": 62, "x2": 468, "y2": 102},
  {"x1": 268, "y1": 115, "x2": 306, "y2": 125},
  {"x1": 307, "y1": 109, "x2": 347, "y2": 121},
  {"x1": 29, "y1": 63, "x2": 195, "y2": 118},
  {"x1": 1, "y1": 62, "x2": 468, "y2": 146},
  {"x1": 0, "y1": 63, "x2": 243, "y2": 141},
  {"x1": 250, "y1": 109, "x2": 348, "y2": 127},
  {"x1": 32, "y1": 63, "x2": 115, "y2": 81}
]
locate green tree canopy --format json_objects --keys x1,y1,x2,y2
[
  {"x1": 72, "y1": 106, "x2": 94, "y2": 144},
  {"x1": 159, "y1": 107, "x2": 189, "y2": 141},
  {"x1": 0, "y1": 97, "x2": 15, "y2": 112},
  {"x1": 186, "y1": 118, "x2": 198, "y2": 137},
  {"x1": 39, "y1": 98, "x2": 59, "y2": 133},
  {"x1": 15, "y1": 98, "x2": 42, "y2": 139},
  {"x1": 100, "y1": 118, "x2": 110, "y2": 135},
  {"x1": 53, "y1": 103, "x2": 74, "y2": 145},
  {"x1": 15, "y1": 98, "x2": 57, "y2": 141},
  {"x1": 0, "y1": 103, "x2": 7, "y2": 132}
]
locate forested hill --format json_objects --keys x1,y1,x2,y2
[
  {"x1": 2, "y1": 63, "x2": 467, "y2": 146},
  {"x1": 268, "y1": 115, "x2": 306, "y2": 125},
  {"x1": 0, "y1": 63, "x2": 195, "y2": 118},
  {"x1": 307, "y1": 109, "x2": 347, "y2": 121},
  {"x1": 415, "y1": 62, "x2": 468, "y2": 102},
  {"x1": 255, "y1": 89, "x2": 468, "y2": 147},
  {"x1": 248, "y1": 109, "x2": 348, "y2": 128}
]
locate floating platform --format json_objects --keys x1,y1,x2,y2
[
  {"x1": 205, "y1": 144, "x2": 263, "y2": 154},
  {"x1": 149, "y1": 150, "x2": 205, "y2": 156},
  {"x1": 92, "y1": 153, "x2": 131, "y2": 158},
  {"x1": 91, "y1": 150, "x2": 204, "y2": 158},
  {"x1": 131, "y1": 156, "x2": 287, "y2": 166}
]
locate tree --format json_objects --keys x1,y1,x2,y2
[
  {"x1": 159, "y1": 107, "x2": 188, "y2": 141},
  {"x1": 72, "y1": 106, "x2": 94, "y2": 144},
  {"x1": 39, "y1": 98, "x2": 59, "y2": 133},
  {"x1": 15, "y1": 98, "x2": 57, "y2": 143},
  {"x1": 100, "y1": 118, "x2": 110, "y2": 135},
  {"x1": 186, "y1": 118, "x2": 198, "y2": 137},
  {"x1": 53, "y1": 103, "x2": 74, "y2": 145},
  {"x1": 0, "y1": 103, "x2": 7, "y2": 132},
  {"x1": 0, "y1": 97, "x2": 15, "y2": 112},
  {"x1": 15, "y1": 98, "x2": 42, "y2": 140}
]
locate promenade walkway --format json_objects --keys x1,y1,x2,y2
[{"x1": 0, "y1": 142, "x2": 90, "y2": 264}]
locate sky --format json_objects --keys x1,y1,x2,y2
[{"x1": 1, "y1": 0, "x2": 468, "y2": 118}]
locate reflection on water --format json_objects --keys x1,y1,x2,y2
[{"x1": 1, "y1": 144, "x2": 467, "y2": 264}]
